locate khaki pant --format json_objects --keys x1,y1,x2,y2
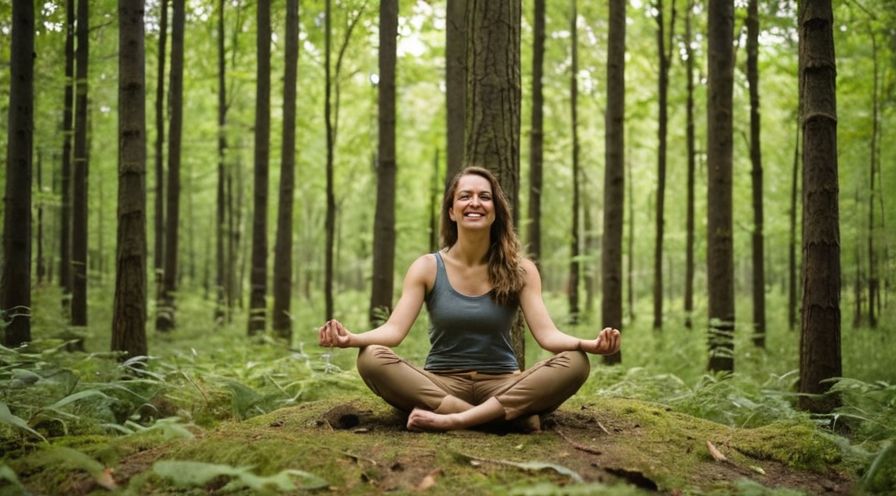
[{"x1": 356, "y1": 345, "x2": 590, "y2": 420}]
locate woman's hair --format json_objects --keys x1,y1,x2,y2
[{"x1": 440, "y1": 166, "x2": 525, "y2": 305}]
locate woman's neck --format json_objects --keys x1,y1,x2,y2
[{"x1": 447, "y1": 230, "x2": 490, "y2": 266}]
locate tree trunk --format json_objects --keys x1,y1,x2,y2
[
  {"x1": 653, "y1": 0, "x2": 676, "y2": 331},
  {"x1": 2, "y1": 0, "x2": 34, "y2": 347},
  {"x1": 369, "y1": 0, "x2": 398, "y2": 327},
  {"x1": 36, "y1": 151, "x2": 44, "y2": 284},
  {"x1": 59, "y1": 0, "x2": 75, "y2": 303},
  {"x1": 154, "y1": 0, "x2": 168, "y2": 305},
  {"x1": 112, "y1": 0, "x2": 148, "y2": 359},
  {"x1": 273, "y1": 0, "x2": 299, "y2": 338},
  {"x1": 867, "y1": 29, "x2": 880, "y2": 329},
  {"x1": 788, "y1": 116, "x2": 800, "y2": 330},
  {"x1": 798, "y1": 0, "x2": 841, "y2": 413},
  {"x1": 465, "y1": 0, "x2": 523, "y2": 366},
  {"x1": 430, "y1": 148, "x2": 440, "y2": 252},
  {"x1": 747, "y1": 0, "x2": 765, "y2": 347},
  {"x1": 568, "y1": 2, "x2": 580, "y2": 325},
  {"x1": 215, "y1": 0, "x2": 227, "y2": 323},
  {"x1": 627, "y1": 134, "x2": 635, "y2": 322},
  {"x1": 683, "y1": 0, "x2": 695, "y2": 329},
  {"x1": 527, "y1": 0, "x2": 545, "y2": 265},
  {"x1": 248, "y1": 0, "x2": 271, "y2": 335},
  {"x1": 324, "y1": 0, "x2": 335, "y2": 320},
  {"x1": 157, "y1": 0, "x2": 184, "y2": 332},
  {"x1": 706, "y1": 0, "x2": 735, "y2": 373},
  {"x1": 71, "y1": 0, "x2": 90, "y2": 330},
  {"x1": 445, "y1": 0, "x2": 466, "y2": 183},
  {"x1": 602, "y1": 0, "x2": 625, "y2": 365}
]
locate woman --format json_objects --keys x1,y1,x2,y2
[{"x1": 319, "y1": 166, "x2": 621, "y2": 431}]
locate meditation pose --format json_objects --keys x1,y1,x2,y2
[{"x1": 318, "y1": 166, "x2": 621, "y2": 431}]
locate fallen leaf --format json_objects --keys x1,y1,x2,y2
[
  {"x1": 416, "y1": 469, "x2": 440, "y2": 491},
  {"x1": 95, "y1": 468, "x2": 118, "y2": 490},
  {"x1": 750, "y1": 465, "x2": 766, "y2": 475},
  {"x1": 706, "y1": 440, "x2": 728, "y2": 462}
]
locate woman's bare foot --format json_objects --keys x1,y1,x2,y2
[{"x1": 407, "y1": 408, "x2": 459, "y2": 431}]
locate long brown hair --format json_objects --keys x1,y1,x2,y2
[{"x1": 440, "y1": 166, "x2": 525, "y2": 304}]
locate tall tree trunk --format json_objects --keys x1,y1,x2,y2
[
  {"x1": 157, "y1": 0, "x2": 184, "y2": 332},
  {"x1": 853, "y1": 188, "x2": 864, "y2": 328},
  {"x1": 154, "y1": 0, "x2": 168, "y2": 306},
  {"x1": 369, "y1": 0, "x2": 398, "y2": 327},
  {"x1": 527, "y1": 0, "x2": 545, "y2": 265},
  {"x1": 112, "y1": 0, "x2": 148, "y2": 359},
  {"x1": 324, "y1": 0, "x2": 335, "y2": 320},
  {"x1": 248, "y1": 0, "x2": 271, "y2": 335},
  {"x1": 465, "y1": 0, "x2": 523, "y2": 365},
  {"x1": 627, "y1": 138, "x2": 635, "y2": 323},
  {"x1": 602, "y1": 0, "x2": 625, "y2": 365},
  {"x1": 2, "y1": 0, "x2": 34, "y2": 347},
  {"x1": 36, "y1": 151, "x2": 44, "y2": 283},
  {"x1": 798, "y1": 0, "x2": 841, "y2": 413},
  {"x1": 653, "y1": 0, "x2": 676, "y2": 331},
  {"x1": 71, "y1": 0, "x2": 91, "y2": 330},
  {"x1": 430, "y1": 148, "x2": 440, "y2": 252},
  {"x1": 788, "y1": 116, "x2": 800, "y2": 330},
  {"x1": 867, "y1": 29, "x2": 880, "y2": 329},
  {"x1": 568, "y1": 1, "x2": 580, "y2": 325},
  {"x1": 59, "y1": 0, "x2": 75, "y2": 303},
  {"x1": 747, "y1": 0, "x2": 765, "y2": 347},
  {"x1": 215, "y1": 0, "x2": 227, "y2": 323},
  {"x1": 445, "y1": 0, "x2": 466, "y2": 183},
  {"x1": 683, "y1": 0, "x2": 696, "y2": 329},
  {"x1": 273, "y1": 0, "x2": 299, "y2": 338},
  {"x1": 706, "y1": 0, "x2": 735, "y2": 373}
]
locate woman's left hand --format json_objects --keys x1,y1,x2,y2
[{"x1": 580, "y1": 327, "x2": 621, "y2": 355}]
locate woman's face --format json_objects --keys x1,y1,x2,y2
[{"x1": 449, "y1": 174, "x2": 496, "y2": 230}]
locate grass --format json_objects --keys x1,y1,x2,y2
[{"x1": 1, "y1": 281, "x2": 894, "y2": 493}]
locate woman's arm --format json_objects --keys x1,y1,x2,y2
[
  {"x1": 319, "y1": 255, "x2": 433, "y2": 348},
  {"x1": 519, "y1": 258, "x2": 621, "y2": 354}
]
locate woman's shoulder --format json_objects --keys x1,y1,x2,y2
[{"x1": 405, "y1": 253, "x2": 439, "y2": 289}]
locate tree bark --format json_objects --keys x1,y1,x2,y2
[
  {"x1": 157, "y1": 0, "x2": 184, "y2": 332},
  {"x1": 369, "y1": 0, "x2": 398, "y2": 327},
  {"x1": 445, "y1": 0, "x2": 466, "y2": 184},
  {"x1": 36, "y1": 151, "x2": 44, "y2": 283},
  {"x1": 2, "y1": 0, "x2": 34, "y2": 347},
  {"x1": 71, "y1": 0, "x2": 90, "y2": 330},
  {"x1": 248, "y1": 0, "x2": 272, "y2": 335},
  {"x1": 706, "y1": 0, "x2": 735, "y2": 372},
  {"x1": 112, "y1": 0, "x2": 148, "y2": 359},
  {"x1": 273, "y1": 0, "x2": 299, "y2": 338},
  {"x1": 59, "y1": 0, "x2": 75, "y2": 303},
  {"x1": 798, "y1": 0, "x2": 841, "y2": 413},
  {"x1": 788, "y1": 116, "x2": 800, "y2": 330},
  {"x1": 683, "y1": 0, "x2": 695, "y2": 329},
  {"x1": 324, "y1": 0, "x2": 335, "y2": 320},
  {"x1": 747, "y1": 0, "x2": 765, "y2": 347},
  {"x1": 154, "y1": 0, "x2": 168, "y2": 303},
  {"x1": 867, "y1": 29, "x2": 880, "y2": 328},
  {"x1": 568, "y1": 2, "x2": 580, "y2": 325},
  {"x1": 215, "y1": 0, "x2": 227, "y2": 323},
  {"x1": 527, "y1": 0, "x2": 545, "y2": 265},
  {"x1": 602, "y1": 0, "x2": 625, "y2": 365},
  {"x1": 465, "y1": 0, "x2": 523, "y2": 365}
]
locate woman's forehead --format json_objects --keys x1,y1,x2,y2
[{"x1": 456, "y1": 174, "x2": 492, "y2": 192}]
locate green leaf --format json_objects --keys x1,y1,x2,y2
[
  {"x1": 49, "y1": 389, "x2": 110, "y2": 409},
  {"x1": 152, "y1": 460, "x2": 327, "y2": 491},
  {"x1": 0, "y1": 463, "x2": 26, "y2": 493},
  {"x1": 0, "y1": 401, "x2": 46, "y2": 442}
]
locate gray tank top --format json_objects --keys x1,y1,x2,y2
[{"x1": 424, "y1": 252, "x2": 519, "y2": 373}]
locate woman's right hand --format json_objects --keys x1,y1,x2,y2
[{"x1": 318, "y1": 319, "x2": 356, "y2": 348}]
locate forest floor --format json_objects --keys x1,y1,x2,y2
[{"x1": 8, "y1": 394, "x2": 855, "y2": 495}]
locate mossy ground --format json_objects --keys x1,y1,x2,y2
[{"x1": 5, "y1": 393, "x2": 855, "y2": 495}]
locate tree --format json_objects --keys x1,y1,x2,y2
[
  {"x1": 653, "y1": 0, "x2": 677, "y2": 331},
  {"x1": 867, "y1": 27, "x2": 881, "y2": 328},
  {"x1": 706, "y1": 0, "x2": 735, "y2": 372},
  {"x1": 798, "y1": 0, "x2": 841, "y2": 414},
  {"x1": 445, "y1": 0, "x2": 466, "y2": 183},
  {"x1": 568, "y1": 1, "x2": 581, "y2": 325},
  {"x1": 747, "y1": 0, "x2": 766, "y2": 347},
  {"x1": 154, "y1": 0, "x2": 168, "y2": 305},
  {"x1": 602, "y1": 0, "x2": 625, "y2": 365},
  {"x1": 157, "y1": 0, "x2": 184, "y2": 332},
  {"x1": 111, "y1": 0, "x2": 148, "y2": 359},
  {"x1": 59, "y1": 0, "x2": 75, "y2": 306},
  {"x1": 215, "y1": 0, "x2": 228, "y2": 322},
  {"x1": 324, "y1": 0, "x2": 336, "y2": 321},
  {"x1": 273, "y1": 0, "x2": 299, "y2": 338},
  {"x1": 2, "y1": 0, "x2": 35, "y2": 347},
  {"x1": 788, "y1": 117, "x2": 800, "y2": 330},
  {"x1": 683, "y1": 0, "x2": 696, "y2": 329},
  {"x1": 71, "y1": 0, "x2": 91, "y2": 330},
  {"x1": 527, "y1": 0, "x2": 545, "y2": 265},
  {"x1": 369, "y1": 0, "x2": 398, "y2": 327},
  {"x1": 465, "y1": 0, "x2": 523, "y2": 364},
  {"x1": 248, "y1": 0, "x2": 271, "y2": 335}
]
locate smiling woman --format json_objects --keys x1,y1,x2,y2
[{"x1": 318, "y1": 166, "x2": 621, "y2": 432}]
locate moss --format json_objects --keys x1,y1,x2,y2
[{"x1": 733, "y1": 422, "x2": 843, "y2": 471}]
